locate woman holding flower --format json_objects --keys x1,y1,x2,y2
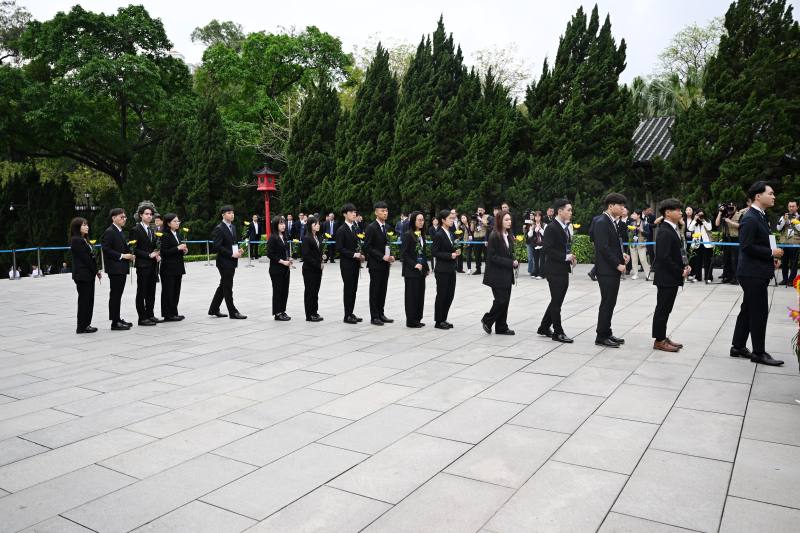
[
  {"x1": 159, "y1": 214, "x2": 188, "y2": 321},
  {"x1": 481, "y1": 212, "x2": 519, "y2": 335},
  {"x1": 301, "y1": 215, "x2": 325, "y2": 322},
  {"x1": 69, "y1": 217, "x2": 101, "y2": 334},
  {"x1": 267, "y1": 216, "x2": 293, "y2": 321},
  {"x1": 401, "y1": 211, "x2": 430, "y2": 328}
]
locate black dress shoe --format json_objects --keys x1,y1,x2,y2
[
  {"x1": 344, "y1": 316, "x2": 359, "y2": 324},
  {"x1": 434, "y1": 322, "x2": 449, "y2": 330},
  {"x1": 496, "y1": 329, "x2": 515, "y2": 335},
  {"x1": 175, "y1": 315, "x2": 185, "y2": 320},
  {"x1": 138, "y1": 319, "x2": 156, "y2": 326},
  {"x1": 730, "y1": 346, "x2": 752, "y2": 358},
  {"x1": 352, "y1": 315, "x2": 363, "y2": 322},
  {"x1": 588, "y1": 271, "x2": 597, "y2": 282},
  {"x1": 608, "y1": 335, "x2": 625, "y2": 344},
  {"x1": 371, "y1": 318, "x2": 385, "y2": 326},
  {"x1": 379, "y1": 315, "x2": 394, "y2": 323},
  {"x1": 444, "y1": 321, "x2": 454, "y2": 329},
  {"x1": 595, "y1": 338, "x2": 620, "y2": 348},
  {"x1": 76, "y1": 326, "x2": 98, "y2": 334},
  {"x1": 537, "y1": 327, "x2": 554, "y2": 337},
  {"x1": 148, "y1": 317, "x2": 164, "y2": 323},
  {"x1": 230, "y1": 312, "x2": 247, "y2": 319},
  {"x1": 553, "y1": 333, "x2": 574, "y2": 343},
  {"x1": 472, "y1": 271, "x2": 482, "y2": 275},
  {"x1": 209, "y1": 311, "x2": 228, "y2": 318},
  {"x1": 751, "y1": 352, "x2": 784, "y2": 366},
  {"x1": 275, "y1": 313, "x2": 291, "y2": 321},
  {"x1": 111, "y1": 322, "x2": 131, "y2": 331},
  {"x1": 120, "y1": 319, "x2": 133, "y2": 327},
  {"x1": 418, "y1": 322, "x2": 425, "y2": 327},
  {"x1": 481, "y1": 320, "x2": 492, "y2": 334},
  {"x1": 406, "y1": 322, "x2": 424, "y2": 328},
  {"x1": 164, "y1": 316, "x2": 182, "y2": 322}
]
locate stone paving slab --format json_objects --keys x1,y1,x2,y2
[{"x1": 0, "y1": 262, "x2": 798, "y2": 532}]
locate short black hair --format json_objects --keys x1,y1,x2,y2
[
  {"x1": 162, "y1": 213, "x2": 178, "y2": 226},
  {"x1": 137, "y1": 204, "x2": 153, "y2": 217},
  {"x1": 789, "y1": 200, "x2": 798, "y2": 205},
  {"x1": 220, "y1": 205, "x2": 234, "y2": 215},
  {"x1": 438, "y1": 209, "x2": 451, "y2": 223},
  {"x1": 603, "y1": 192, "x2": 627, "y2": 207},
  {"x1": 109, "y1": 207, "x2": 125, "y2": 219},
  {"x1": 271, "y1": 215, "x2": 284, "y2": 234},
  {"x1": 658, "y1": 198, "x2": 682, "y2": 217},
  {"x1": 552, "y1": 198, "x2": 571, "y2": 214},
  {"x1": 341, "y1": 203, "x2": 356, "y2": 215},
  {"x1": 373, "y1": 201, "x2": 388, "y2": 210},
  {"x1": 407, "y1": 210, "x2": 425, "y2": 235},
  {"x1": 306, "y1": 215, "x2": 319, "y2": 232},
  {"x1": 747, "y1": 181, "x2": 771, "y2": 200}
]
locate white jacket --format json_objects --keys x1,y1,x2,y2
[{"x1": 687, "y1": 219, "x2": 713, "y2": 249}]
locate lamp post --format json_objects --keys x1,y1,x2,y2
[{"x1": 254, "y1": 166, "x2": 280, "y2": 238}]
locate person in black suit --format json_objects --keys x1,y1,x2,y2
[
  {"x1": 652, "y1": 199, "x2": 691, "y2": 352},
  {"x1": 364, "y1": 201, "x2": 396, "y2": 325},
  {"x1": 301, "y1": 215, "x2": 325, "y2": 322},
  {"x1": 267, "y1": 215, "x2": 293, "y2": 321},
  {"x1": 480, "y1": 211, "x2": 519, "y2": 335},
  {"x1": 101, "y1": 208, "x2": 135, "y2": 330},
  {"x1": 593, "y1": 193, "x2": 630, "y2": 347},
  {"x1": 586, "y1": 213, "x2": 603, "y2": 282},
  {"x1": 401, "y1": 211, "x2": 430, "y2": 328},
  {"x1": 538, "y1": 198, "x2": 577, "y2": 343},
  {"x1": 208, "y1": 205, "x2": 247, "y2": 320},
  {"x1": 617, "y1": 207, "x2": 632, "y2": 277},
  {"x1": 323, "y1": 213, "x2": 337, "y2": 263},
  {"x1": 731, "y1": 181, "x2": 784, "y2": 366},
  {"x1": 69, "y1": 217, "x2": 101, "y2": 334},
  {"x1": 131, "y1": 204, "x2": 161, "y2": 326},
  {"x1": 336, "y1": 203, "x2": 365, "y2": 323},
  {"x1": 247, "y1": 214, "x2": 263, "y2": 259},
  {"x1": 159, "y1": 213, "x2": 187, "y2": 321},
  {"x1": 432, "y1": 209, "x2": 461, "y2": 329}
]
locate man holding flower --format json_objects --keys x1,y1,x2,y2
[
  {"x1": 101, "y1": 208, "x2": 135, "y2": 330},
  {"x1": 364, "y1": 201, "x2": 396, "y2": 325},
  {"x1": 336, "y1": 203, "x2": 365, "y2": 324},
  {"x1": 132, "y1": 204, "x2": 161, "y2": 326}
]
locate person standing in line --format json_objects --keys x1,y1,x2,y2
[
  {"x1": 481, "y1": 211, "x2": 519, "y2": 335},
  {"x1": 593, "y1": 193, "x2": 630, "y2": 348},
  {"x1": 247, "y1": 214, "x2": 263, "y2": 259},
  {"x1": 776, "y1": 199, "x2": 800, "y2": 286},
  {"x1": 267, "y1": 216, "x2": 292, "y2": 321},
  {"x1": 301, "y1": 215, "x2": 325, "y2": 322},
  {"x1": 629, "y1": 210, "x2": 650, "y2": 280},
  {"x1": 336, "y1": 203, "x2": 365, "y2": 324},
  {"x1": 538, "y1": 199, "x2": 576, "y2": 343},
  {"x1": 101, "y1": 208, "x2": 135, "y2": 331},
  {"x1": 471, "y1": 206, "x2": 488, "y2": 275},
  {"x1": 131, "y1": 204, "x2": 161, "y2": 326},
  {"x1": 70, "y1": 217, "x2": 101, "y2": 334},
  {"x1": 401, "y1": 211, "x2": 430, "y2": 328},
  {"x1": 208, "y1": 205, "x2": 247, "y2": 320},
  {"x1": 432, "y1": 209, "x2": 461, "y2": 329},
  {"x1": 364, "y1": 201, "x2": 396, "y2": 326},
  {"x1": 159, "y1": 213, "x2": 187, "y2": 321}
]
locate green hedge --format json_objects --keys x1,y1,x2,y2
[{"x1": 512, "y1": 234, "x2": 595, "y2": 264}]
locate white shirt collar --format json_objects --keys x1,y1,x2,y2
[
  {"x1": 555, "y1": 217, "x2": 569, "y2": 229},
  {"x1": 751, "y1": 205, "x2": 765, "y2": 215},
  {"x1": 665, "y1": 220, "x2": 678, "y2": 231},
  {"x1": 113, "y1": 223, "x2": 123, "y2": 232}
]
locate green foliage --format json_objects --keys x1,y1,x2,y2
[{"x1": 512, "y1": 234, "x2": 594, "y2": 264}]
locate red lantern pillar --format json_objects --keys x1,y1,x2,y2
[{"x1": 254, "y1": 167, "x2": 280, "y2": 238}]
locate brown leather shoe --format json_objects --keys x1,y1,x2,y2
[
  {"x1": 665, "y1": 338, "x2": 683, "y2": 349},
  {"x1": 654, "y1": 339, "x2": 679, "y2": 352}
]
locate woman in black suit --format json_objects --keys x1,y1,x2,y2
[
  {"x1": 401, "y1": 211, "x2": 430, "y2": 328},
  {"x1": 301, "y1": 215, "x2": 324, "y2": 322},
  {"x1": 481, "y1": 211, "x2": 519, "y2": 335},
  {"x1": 69, "y1": 217, "x2": 101, "y2": 334},
  {"x1": 267, "y1": 215, "x2": 292, "y2": 321},
  {"x1": 432, "y1": 209, "x2": 460, "y2": 329},
  {"x1": 159, "y1": 213, "x2": 188, "y2": 321}
]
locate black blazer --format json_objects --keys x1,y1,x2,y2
[
  {"x1": 267, "y1": 233, "x2": 291, "y2": 274},
  {"x1": 653, "y1": 223, "x2": 684, "y2": 287},
  {"x1": 323, "y1": 220, "x2": 337, "y2": 240},
  {"x1": 101, "y1": 225, "x2": 131, "y2": 275},
  {"x1": 364, "y1": 220, "x2": 390, "y2": 271},
  {"x1": 401, "y1": 230, "x2": 429, "y2": 278},
  {"x1": 246, "y1": 221, "x2": 263, "y2": 242},
  {"x1": 542, "y1": 221, "x2": 571, "y2": 277},
  {"x1": 483, "y1": 231, "x2": 515, "y2": 288},
  {"x1": 737, "y1": 208, "x2": 774, "y2": 279},
  {"x1": 130, "y1": 223, "x2": 157, "y2": 269},
  {"x1": 285, "y1": 221, "x2": 298, "y2": 240},
  {"x1": 593, "y1": 214, "x2": 624, "y2": 276},
  {"x1": 336, "y1": 222, "x2": 361, "y2": 267},
  {"x1": 301, "y1": 234, "x2": 323, "y2": 270},
  {"x1": 159, "y1": 231, "x2": 186, "y2": 276},
  {"x1": 432, "y1": 228, "x2": 457, "y2": 273},
  {"x1": 427, "y1": 225, "x2": 440, "y2": 239},
  {"x1": 70, "y1": 237, "x2": 98, "y2": 282},
  {"x1": 212, "y1": 221, "x2": 239, "y2": 270}
]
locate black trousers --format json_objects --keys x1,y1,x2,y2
[
  {"x1": 270, "y1": 269, "x2": 290, "y2": 315},
  {"x1": 249, "y1": 242, "x2": 260, "y2": 259},
  {"x1": 160, "y1": 274, "x2": 182, "y2": 318},
  {"x1": 472, "y1": 239, "x2": 484, "y2": 272},
  {"x1": 369, "y1": 266, "x2": 389, "y2": 319},
  {"x1": 652, "y1": 285, "x2": 679, "y2": 340},
  {"x1": 596, "y1": 274, "x2": 620, "y2": 338},
  {"x1": 341, "y1": 262, "x2": 359, "y2": 318},
  {"x1": 404, "y1": 276, "x2": 425, "y2": 323},
  {"x1": 483, "y1": 286, "x2": 511, "y2": 332},
  {"x1": 540, "y1": 274, "x2": 569, "y2": 334},
  {"x1": 303, "y1": 266, "x2": 322, "y2": 318},
  {"x1": 434, "y1": 271, "x2": 456, "y2": 323},
  {"x1": 721, "y1": 238, "x2": 738, "y2": 281},
  {"x1": 325, "y1": 244, "x2": 336, "y2": 262},
  {"x1": 210, "y1": 267, "x2": 237, "y2": 314},
  {"x1": 135, "y1": 267, "x2": 158, "y2": 319},
  {"x1": 75, "y1": 279, "x2": 95, "y2": 329},
  {"x1": 693, "y1": 246, "x2": 714, "y2": 281},
  {"x1": 107, "y1": 274, "x2": 126, "y2": 322},
  {"x1": 732, "y1": 276, "x2": 770, "y2": 354},
  {"x1": 781, "y1": 247, "x2": 798, "y2": 283}
]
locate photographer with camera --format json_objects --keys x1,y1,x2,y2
[
  {"x1": 776, "y1": 199, "x2": 800, "y2": 286},
  {"x1": 688, "y1": 207, "x2": 715, "y2": 283},
  {"x1": 524, "y1": 210, "x2": 546, "y2": 278},
  {"x1": 716, "y1": 202, "x2": 741, "y2": 284},
  {"x1": 470, "y1": 207, "x2": 489, "y2": 275}
]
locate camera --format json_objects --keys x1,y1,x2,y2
[{"x1": 718, "y1": 202, "x2": 735, "y2": 216}]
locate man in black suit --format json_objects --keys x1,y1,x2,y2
[
  {"x1": 652, "y1": 198, "x2": 691, "y2": 353},
  {"x1": 336, "y1": 203, "x2": 365, "y2": 323},
  {"x1": 364, "y1": 201, "x2": 396, "y2": 325},
  {"x1": 324, "y1": 213, "x2": 337, "y2": 263},
  {"x1": 208, "y1": 205, "x2": 247, "y2": 320},
  {"x1": 731, "y1": 181, "x2": 784, "y2": 365},
  {"x1": 593, "y1": 192, "x2": 630, "y2": 347},
  {"x1": 538, "y1": 198, "x2": 577, "y2": 343},
  {"x1": 586, "y1": 214, "x2": 603, "y2": 281},
  {"x1": 285, "y1": 214, "x2": 296, "y2": 240},
  {"x1": 131, "y1": 204, "x2": 161, "y2": 326},
  {"x1": 432, "y1": 209, "x2": 461, "y2": 329},
  {"x1": 101, "y1": 208, "x2": 135, "y2": 330},
  {"x1": 247, "y1": 214, "x2": 263, "y2": 259}
]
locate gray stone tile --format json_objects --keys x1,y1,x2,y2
[
  {"x1": 308, "y1": 365, "x2": 399, "y2": 394},
  {"x1": 520, "y1": 353, "x2": 593, "y2": 377},
  {"x1": 82, "y1": 365, "x2": 187, "y2": 393},
  {"x1": 223, "y1": 388, "x2": 340, "y2": 428},
  {"x1": 509, "y1": 390, "x2": 604, "y2": 434},
  {"x1": 364, "y1": 473, "x2": 513, "y2": 533},
  {"x1": 719, "y1": 496, "x2": 800, "y2": 533},
  {"x1": 328, "y1": 432, "x2": 470, "y2": 503},
  {"x1": 396, "y1": 377, "x2": 489, "y2": 412},
  {"x1": 19, "y1": 516, "x2": 96, "y2": 532},
  {"x1": 58, "y1": 381, "x2": 178, "y2": 416},
  {"x1": 381, "y1": 361, "x2": 466, "y2": 388},
  {"x1": 158, "y1": 359, "x2": 256, "y2": 386},
  {"x1": 453, "y1": 356, "x2": 530, "y2": 383},
  {"x1": 0, "y1": 465, "x2": 135, "y2": 533},
  {"x1": 651, "y1": 407, "x2": 742, "y2": 462},
  {"x1": 729, "y1": 438, "x2": 800, "y2": 509},
  {"x1": 626, "y1": 361, "x2": 694, "y2": 391},
  {"x1": 675, "y1": 378, "x2": 750, "y2": 416},
  {"x1": 131, "y1": 500, "x2": 256, "y2": 533},
  {"x1": 0, "y1": 387, "x2": 99, "y2": 421},
  {"x1": 312, "y1": 382, "x2": 415, "y2": 420},
  {"x1": 478, "y1": 372, "x2": 562, "y2": 404},
  {"x1": 247, "y1": 486, "x2": 390, "y2": 533},
  {"x1": 553, "y1": 415, "x2": 657, "y2": 475},
  {"x1": 613, "y1": 449, "x2": 731, "y2": 532},
  {"x1": 553, "y1": 366, "x2": 630, "y2": 397},
  {"x1": 692, "y1": 356, "x2": 755, "y2": 384},
  {"x1": 65, "y1": 454, "x2": 254, "y2": 533},
  {"x1": 445, "y1": 424, "x2": 567, "y2": 488},
  {"x1": 486, "y1": 460, "x2": 627, "y2": 533},
  {"x1": 375, "y1": 349, "x2": 445, "y2": 370},
  {"x1": 305, "y1": 351, "x2": 388, "y2": 374},
  {"x1": 0, "y1": 436, "x2": 48, "y2": 467},
  {"x1": 143, "y1": 375, "x2": 255, "y2": 408},
  {"x1": 319, "y1": 404, "x2": 440, "y2": 454},
  {"x1": 750, "y1": 372, "x2": 800, "y2": 405},
  {"x1": 125, "y1": 394, "x2": 255, "y2": 438},
  {"x1": 228, "y1": 370, "x2": 331, "y2": 401},
  {"x1": 100, "y1": 419, "x2": 255, "y2": 479},
  {"x1": 599, "y1": 513, "x2": 695, "y2": 532},
  {"x1": 417, "y1": 397, "x2": 524, "y2": 444},
  {"x1": 742, "y1": 400, "x2": 800, "y2": 446},
  {"x1": 596, "y1": 384, "x2": 679, "y2": 424},
  {"x1": 0, "y1": 409, "x2": 77, "y2": 441},
  {"x1": 202, "y1": 443, "x2": 366, "y2": 520}
]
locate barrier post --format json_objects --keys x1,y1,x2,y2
[
  {"x1": 246, "y1": 241, "x2": 254, "y2": 267},
  {"x1": 205, "y1": 241, "x2": 211, "y2": 266},
  {"x1": 36, "y1": 247, "x2": 42, "y2": 278},
  {"x1": 11, "y1": 249, "x2": 19, "y2": 280},
  {"x1": 100, "y1": 245, "x2": 105, "y2": 273}
]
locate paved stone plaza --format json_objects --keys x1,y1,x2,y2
[{"x1": 1, "y1": 261, "x2": 799, "y2": 532}]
